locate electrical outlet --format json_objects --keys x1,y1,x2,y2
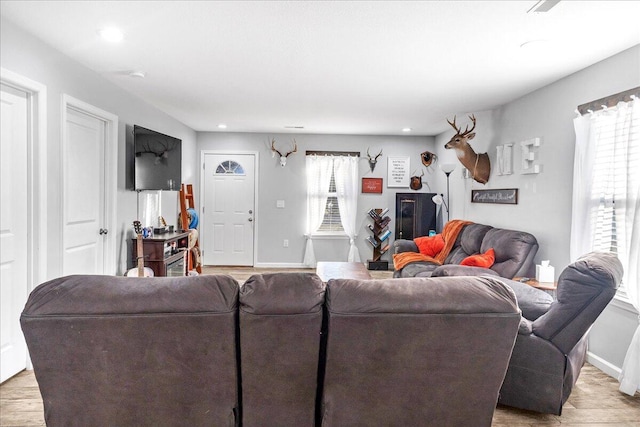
[{"x1": 283, "y1": 239, "x2": 289, "y2": 247}]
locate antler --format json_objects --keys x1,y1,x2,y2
[
  {"x1": 285, "y1": 139, "x2": 298, "y2": 157},
  {"x1": 271, "y1": 138, "x2": 283, "y2": 157},
  {"x1": 447, "y1": 114, "x2": 476, "y2": 136},
  {"x1": 461, "y1": 114, "x2": 476, "y2": 136},
  {"x1": 447, "y1": 116, "x2": 461, "y2": 134},
  {"x1": 367, "y1": 148, "x2": 383, "y2": 160}
]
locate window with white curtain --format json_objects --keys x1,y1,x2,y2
[
  {"x1": 587, "y1": 100, "x2": 639, "y2": 295},
  {"x1": 572, "y1": 93, "x2": 639, "y2": 396},
  {"x1": 317, "y1": 169, "x2": 344, "y2": 233},
  {"x1": 305, "y1": 153, "x2": 361, "y2": 266}
]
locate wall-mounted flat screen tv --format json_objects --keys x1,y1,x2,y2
[{"x1": 134, "y1": 125, "x2": 182, "y2": 191}]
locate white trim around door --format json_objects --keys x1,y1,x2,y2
[
  {"x1": 200, "y1": 150, "x2": 260, "y2": 266},
  {"x1": 0, "y1": 68, "x2": 48, "y2": 289},
  {"x1": 61, "y1": 95, "x2": 118, "y2": 275}
]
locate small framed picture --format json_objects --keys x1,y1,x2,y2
[{"x1": 362, "y1": 177, "x2": 383, "y2": 193}]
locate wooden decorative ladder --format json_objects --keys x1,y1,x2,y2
[{"x1": 179, "y1": 184, "x2": 202, "y2": 274}]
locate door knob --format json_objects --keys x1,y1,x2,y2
[
  {"x1": 99, "y1": 228, "x2": 109, "y2": 235},
  {"x1": 248, "y1": 218, "x2": 253, "y2": 222}
]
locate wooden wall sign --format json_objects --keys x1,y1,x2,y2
[
  {"x1": 362, "y1": 178, "x2": 383, "y2": 193},
  {"x1": 471, "y1": 188, "x2": 518, "y2": 204}
]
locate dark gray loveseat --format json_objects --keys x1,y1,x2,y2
[{"x1": 393, "y1": 221, "x2": 539, "y2": 279}]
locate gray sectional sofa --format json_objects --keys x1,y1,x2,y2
[
  {"x1": 20, "y1": 252, "x2": 622, "y2": 424},
  {"x1": 22, "y1": 273, "x2": 520, "y2": 426}
]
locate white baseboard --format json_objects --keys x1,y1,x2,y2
[
  {"x1": 587, "y1": 351, "x2": 621, "y2": 379},
  {"x1": 253, "y1": 262, "x2": 309, "y2": 269}
]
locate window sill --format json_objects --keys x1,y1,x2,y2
[
  {"x1": 612, "y1": 293, "x2": 638, "y2": 314},
  {"x1": 308, "y1": 233, "x2": 349, "y2": 239}
]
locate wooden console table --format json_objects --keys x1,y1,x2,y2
[
  {"x1": 132, "y1": 231, "x2": 190, "y2": 277},
  {"x1": 316, "y1": 262, "x2": 372, "y2": 282}
]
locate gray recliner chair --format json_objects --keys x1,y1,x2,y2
[{"x1": 498, "y1": 252, "x2": 624, "y2": 415}]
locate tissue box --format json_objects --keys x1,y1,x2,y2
[{"x1": 536, "y1": 265, "x2": 555, "y2": 283}]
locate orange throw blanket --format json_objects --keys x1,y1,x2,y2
[{"x1": 393, "y1": 220, "x2": 472, "y2": 271}]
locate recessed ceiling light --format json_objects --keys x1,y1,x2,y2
[
  {"x1": 217, "y1": 124, "x2": 227, "y2": 129},
  {"x1": 402, "y1": 127, "x2": 412, "y2": 132},
  {"x1": 128, "y1": 71, "x2": 146, "y2": 78},
  {"x1": 98, "y1": 27, "x2": 124, "y2": 42}
]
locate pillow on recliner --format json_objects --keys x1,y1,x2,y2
[
  {"x1": 414, "y1": 234, "x2": 445, "y2": 257},
  {"x1": 461, "y1": 248, "x2": 495, "y2": 268}
]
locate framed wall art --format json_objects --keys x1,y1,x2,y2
[
  {"x1": 387, "y1": 156, "x2": 410, "y2": 187},
  {"x1": 362, "y1": 177, "x2": 383, "y2": 193},
  {"x1": 471, "y1": 188, "x2": 518, "y2": 205}
]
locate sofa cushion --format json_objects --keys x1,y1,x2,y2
[
  {"x1": 396, "y1": 261, "x2": 439, "y2": 278},
  {"x1": 445, "y1": 223, "x2": 493, "y2": 264},
  {"x1": 481, "y1": 228, "x2": 539, "y2": 278},
  {"x1": 431, "y1": 265, "x2": 500, "y2": 278},
  {"x1": 414, "y1": 234, "x2": 445, "y2": 257},
  {"x1": 500, "y1": 278, "x2": 553, "y2": 320},
  {"x1": 461, "y1": 248, "x2": 495, "y2": 268},
  {"x1": 239, "y1": 273, "x2": 325, "y2": 426}
]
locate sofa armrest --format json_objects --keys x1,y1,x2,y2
[
  {"x1": 393, "y1": 239, "x2": 418, "y2": 254},
  {"x1": 518, "y1": 318, "x2": 533, "y2": 335},
  {"x1": 431, "y1": 264, "x2": 500, "y2": 278}
]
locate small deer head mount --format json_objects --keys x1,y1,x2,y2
[
  {"x1": 444, "y1": 114, "x2": 491, "y2": 184},
  {"x1": 367, "y1": 148, "x2": 383, "y2": 172},
  {"x1": 409, "y1": 170, "x2": 424, "y2": 191},
  {"x1": 271, "y1": 138, "x2": 298, "y2": 167}
]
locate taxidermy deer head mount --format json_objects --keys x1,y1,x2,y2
[
  {"x1": 444, "y1": 114, "x2": 490, "y2": 184},
  {"x1": 271, "y1": 138, "x2": 298, "y2": 167},
  {"x1": 366, "y1": 148, "x2": 383, "y2": 172}
]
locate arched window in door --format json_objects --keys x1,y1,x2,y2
[{"x1": 215, "y1": 160, "x2": 245, "y2": 175}]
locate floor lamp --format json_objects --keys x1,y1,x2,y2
[{"x1": 432, "y1": 164, "x2": 456, "y2": 225}]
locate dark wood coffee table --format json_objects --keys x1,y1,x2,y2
[{"x1": 316, "y1": 262, "x2": 372, "y2": 282}]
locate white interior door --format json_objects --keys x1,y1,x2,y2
[
  {"x1": 62, "y1": 107, "x2": 108, "y2": 275},
  {"x1": 0, "y1": 83, "x2": 29, "y2": 382},
  {"x1": 203, "y1": 153, "x2": 256, "y2": 266}
]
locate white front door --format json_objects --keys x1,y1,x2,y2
[
  {"x1": 202, "y1": 153, "x2": 256, "y2": 266},
  {"x1": 62, "y1": 105, "x2": 111, "y2": 275},
  {"x1": 0, "y1": 83, "x2": 29, "y2": 382}
]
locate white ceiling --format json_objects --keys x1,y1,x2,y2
[{"x1": 2, "y1": 1, "x2": 639, "y2": 136}]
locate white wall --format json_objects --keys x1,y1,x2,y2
[
  {"x1": 434, "y1": 44, "x2": 640, "y2": 375},
  {"x1": 0, "y1": 17, "x2": 198, "y2": 277},
  {"x1": 197, "y1": 132, "x2": 435, "y2": 266}
]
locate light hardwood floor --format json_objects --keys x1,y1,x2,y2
[{"x1": 2, "y1": 267, "x2": 638, "y2": 426}]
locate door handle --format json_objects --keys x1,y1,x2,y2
[
  {"x1": 99, "y1": 228, "x2": 109, "y2": 235},
  {"x1": 248, "y1": 218, "x2": 253, "y2": 222}
]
